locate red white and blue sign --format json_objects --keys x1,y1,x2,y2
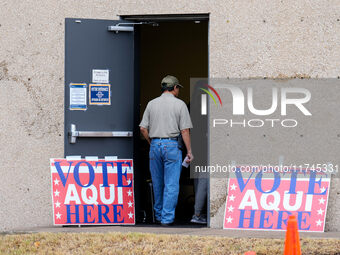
[
  {"x1": 89, "y1": 84, "x2": 111, "y2": 105},
  {"x1": 224, "y1": 169, "x2": 330, "y2": 232},
  {"x1": 50, "y1": 158, "x2": 135, "y2": 225}
]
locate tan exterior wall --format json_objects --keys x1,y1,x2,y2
[{"x1": 1, "y1": 0, "x2": 340, "y2": 231}]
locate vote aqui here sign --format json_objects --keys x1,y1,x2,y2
[
  {"x1": 223, "y1": 169, "x2": 330, "y2": 232},
  {"x1": 50, "y1": 158, "x2": 135, "y2": 225}
]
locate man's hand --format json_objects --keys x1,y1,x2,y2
[
  {"x1": 140, "y1": 127, "x2": 151, "y2": 144},
  {"x1": 186, "y1": 151, "x2": 194, "y2": 163},
  {"x1": 181, "y1": 129, "x2": 193, "y2": 162}
]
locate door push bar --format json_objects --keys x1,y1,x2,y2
[{"x1": 69, "y1": 124, "x2": 133, "y2": 144}]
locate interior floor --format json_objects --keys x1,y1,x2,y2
[{"x1": 137, "y1": 20, "x2": 208, "y2": 224}]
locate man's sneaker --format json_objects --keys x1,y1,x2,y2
[
  {"x1": 161, "y1": 222, "x2": 174, "y2": 227},
  {"x1": 190, "y1": 214, "x2": 207, "y2": 224}
]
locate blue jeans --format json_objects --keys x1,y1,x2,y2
[{"x1": 149, "y1": 139, "x2": 182, "y2": 224}]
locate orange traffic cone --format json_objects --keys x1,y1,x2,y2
[
  {"x1": 284, "y1": 215, "x2": 301, "y2": 255},
  {"x1": 244, "y1": 251, "x2": 256, "y2": 255}
]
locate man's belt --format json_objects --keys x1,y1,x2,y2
[{"x1": 151, "y1": 137, "x2": 178, "y2": 141}]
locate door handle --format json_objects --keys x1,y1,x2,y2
[{"x1": 69, "y1": 124, "x2": 133, "y2": 144}]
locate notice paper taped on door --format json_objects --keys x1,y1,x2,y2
[
  {"x1": 70, "y1": 83, "x2": 87, "y2": 111},
  {"x1": 92, "y1": 69, "x2": 109, "y2": 84},
  {"x1": 89, "y1": 84, "x2": 111, "y2": 105}
]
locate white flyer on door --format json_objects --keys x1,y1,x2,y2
[
  {"x1": 70, "y1": 83, "x2": 87, "y2": 111},
  {"x1": 92, "y1": 69, "x2": 109, "y2": 83}
]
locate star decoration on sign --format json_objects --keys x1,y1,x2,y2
[
  {"x1": 127, "y1": 179, "x2": 131, "y2": 185},
  {"x1": 55, "y1": 201, "x2": 61, "y2": 208},
  {"x1": 318, "y1": 197, "x2": 325, "y2": 205},
  {"x1": 127, "y1": 190, "x2": 133, "y2": 197},
  {"x1": 54, "y1": 178, "x2": 60, "y2": 185},
  {"x1": 128, "y1": 212, "x2": 134, "y2": 219},
  {"x1": 56, "y1": 212, "x2": 62, "y2": 219},
  {"x1": 54, "y1": 190, "x2": 60, "y2": 197},
  {"x1": 227, "y1": 205, "x2": 234, "y2": 212},
  {"x1": 320, "y1": 187, "x2": 326, "y2": 193},
  {"x1": 230, "y1": 184, "x2": 237, "y2": 191},
  {"x1": 229, "y1": 194, "x2": 235, "y2": 202},
  {"x1": 226, "y1": 216, "x2": 233, "y2": 223},
  {"x1": 317, "y1": 208, "x2": 324, "y2": 215},
  {"x1": 128, "y1": 201, "x2": 133, "y2": 208},
  {"x1": 316, "y1": 219, "x2": 323, "y2": 227}
]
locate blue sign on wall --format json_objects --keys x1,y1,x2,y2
[{"x1": 89, "y1": 84, "x2": 111, "y2": 105}]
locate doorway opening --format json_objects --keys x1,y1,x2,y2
[{"x1": 123, "y1": 14, "x2": 209, "y2": 226}]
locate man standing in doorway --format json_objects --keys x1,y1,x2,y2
[{"x1": 139, "y1": 75, "x2": 193, "y2": 226}]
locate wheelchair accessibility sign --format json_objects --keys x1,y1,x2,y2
[{"x1": 89, "y1": 84, "x2": 111, "y2": 105}]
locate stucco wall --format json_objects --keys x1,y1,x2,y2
[{"x1": 1, "y1": 0, "x2": 340, "y2": 231}]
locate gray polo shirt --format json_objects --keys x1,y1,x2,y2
[{"x1": 139, "y1": 93, "x2": 193, "y2": 138}]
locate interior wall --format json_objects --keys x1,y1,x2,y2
[
  {"x1": 139, "y1": 21, "x2": 208, "y2": 116},
  {"x1": 137, "y1": 20, "x2": 209, "y2": 222}
]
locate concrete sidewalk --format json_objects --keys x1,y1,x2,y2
[{"x1": 8, "y1": 224, "x2": 340, "y2": 239}]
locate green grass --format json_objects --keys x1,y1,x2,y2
[{"x1": 0, "y1": 232, "x2": 339, "y2": 255}]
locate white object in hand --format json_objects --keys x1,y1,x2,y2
[{"x1": 182, "y1": 156, "x2": 190, "y2": 168}]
